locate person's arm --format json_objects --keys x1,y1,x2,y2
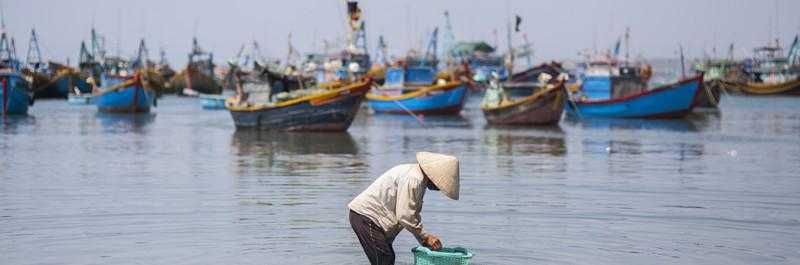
[{"x1": 395, "y1": 174, "x2": 430, "y2": 244}]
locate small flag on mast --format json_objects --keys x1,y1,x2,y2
[{"x1": 514, "y1": 15, "x2": 522, "y2": 32}]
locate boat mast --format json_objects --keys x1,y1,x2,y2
[
  {"x1": 624, "y1": 27, "x2": 630, "y2": 66},
  {"x1": 423, "y1": 28, "x2": 438, "y2": 67},
  {"x1": 90, "y1": 28, "x2": 105, "y2": 63},
  {"x1": 135, "y1": 38, "x2": 149, "y2": 70},
  {"x1": 521, "y1": 33, "x2": 533, "y2": 68},
  {"x1": 158, "y1": 48, "x2": 168, "y2": 66},
  {"x1": 251, "y1": 41, "x2": 265, "y2": 66},
  {"x1": 0, "y1": 6, "x2": 16, "y2": 69},
  {"x1": 679, "y1": 44, "x2": 686, "y2": 79},
  {"x1": 727, "y1": 43, "x2": 732, "y2": 61},
  {"x1": 346, "y1": 1, "x2": 367, "y2": 56},
  {"x1": 374, "y1": 35, "x2": 387, "y2": 66},
  {"x1": 26, "y1": 28, "x2": 43, "y2": 71},
  {"x1": 442, "y1": 11, "x2": 455, "y2": 67},
  {"x1": 505, "y1": 18, "x2": 513, "y2": 76}
]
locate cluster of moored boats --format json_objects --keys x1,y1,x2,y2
[{"x1": 2, "y1": 2, "x2": 799, "y2": 132}]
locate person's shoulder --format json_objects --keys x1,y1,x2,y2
[
  {"x1": 384, "y1": 164, "x2": 421, "y2": 179},
  {"x1": 386, "y1": 163, "x2": 412, "y2": 171}
]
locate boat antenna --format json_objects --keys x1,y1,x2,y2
[{"x1": 679, "y1": 44, "x2": 686, "y2": 80}]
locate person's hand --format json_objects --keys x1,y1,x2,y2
[{"x1": 423, "y1": 234, "x2": 442, "y2": 251}]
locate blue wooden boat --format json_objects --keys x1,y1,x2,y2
[
  {"x1": 566, "y1": 75, "x2": 703, "y2": 119},
  {"x1": 367, "y1": 66, "x2": 467, "y2": 115},
  {"x1": 200, "y1": 94, "x2": 227, "y2": 109},
  {"x1": 1, "y1": 71, "x2": 33, "y2": 115},
  {"x1": 0, "y1": 29, "x2": 33, "y2": 115},
  {"x1": 94, "y1": 73, "x2": 156, "y2": 113}
]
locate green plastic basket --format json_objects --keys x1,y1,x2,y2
[{"x1": 412, "y1": 246, "x2": 474, "y2": 265}]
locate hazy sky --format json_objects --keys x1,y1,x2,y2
[{"x1": 5, "y1": 0, "x2": 800, "y2": 66}]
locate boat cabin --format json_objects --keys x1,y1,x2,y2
[
  {"x1": 744, "y1": 45, "x2": 798, "y2": 83},
  {"x1": 579, "y1": 61, "x2": 647, "y2": 100},
  {"x1": 384, "y1": 66, "x2": 435, "y2": 88}
]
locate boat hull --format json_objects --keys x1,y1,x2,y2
[
  {"x1": 95, "y1": 76, "x2": 155, "y2": 113},
  {"x1": 735, "y1": 78, "x2": 800, "y2": 95},
  {"x1": 482, "y1": 86, "x2": 565, "y2": 125},
  {"x1": 1, "y1": 74, "x2": 32, "y2": 115},
  {"x1": 228, "y1": 83, "x2": 370, "y2": 131},
  {"x1": 367, "y1": 84, "x2": 467, "y2": 115},
  {"x1": 567, "y1": 76, "x2": 702, "y2": 119},
  {"x1": 32, "y1": 72, "x2": 92, "y2": 99},
  {"x1": 169, "y1": 70, "x2": 222, "y2": 95},
  {"x1": 694, "y1": 80, "x2": 723, "y2": 108}
]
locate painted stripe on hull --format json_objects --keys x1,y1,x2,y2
[{"x1": 368, "y1": 85, "x2": 467, "y2": 115}]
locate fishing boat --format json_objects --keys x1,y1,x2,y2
[
  {"x1": 503, "y1": 61, "x2": 574, "y2": 97},
  {"x1": 93, "y1": 57, "x2": 156, "y2": 113},
  {"x1": 367, "y1": 66, "x2": 467, "y2": 115},
  {"x1": 479, "y1": 15, "x2": 567, "y2": 125},
  {"x1": 567, "y1": 74, "x2": 703, "y2": 119},
  {"x1": 225, "y1": 80, "x2": 371, "y2": 131},
  {"x1": 367, "y1": 24, "x2": 466, "y2": 115},
  {"x1": 23, "y1": 29, "x2": 93, "y2": 99},
  {"x1": 732, "y1": 38, "x2": 800, "y2": 95},
  {"x1": 1, "y1": 71, "x2": 33, "y2": 115},
  {"x1": 692, "y1": 58, "x2": 740, "y2": 107},
  {"x1": 481, "y1": 78, "x2": 566, "y2": 125},
  {"x1": 566, "y1": 28, "x2": 704, "y2": 119},
  {"x1": 170, "y1": 38, "x2": 222, "y2": 95},
  {"x1": 154, "y1": 49, "x2": 176, "y2": 94},
  {"x1": 21, "y1": 29, "x2": 56, "y2": 99},
  {"x1": 450, "y1": 41, "x2": 507, "y2": 85},
  {"x1": 0, "y1": 25, "x2": 33, "y2": 115}
]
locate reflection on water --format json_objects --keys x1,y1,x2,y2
[
  {"x1": 563, "y1": 115, "x2": 698, "y2": 132},
  {"x1": 2, "y1": 96, "x2": 800, "y2": 265},
  {"x1": 1, "y1": 115, "x2": 36, "y2": 133},
  {"x1": 95, "y1": 112, "x2": 156, "y2": 133},
  {"x1": 231, "y1": 130, "x2": 362, "y2": 176},
  {"x1": 482, "y1": 126, "x2": 566, "y2": 156},
  {"x1": 366, "y1": 111, "x2": 472, "y2": 129}
]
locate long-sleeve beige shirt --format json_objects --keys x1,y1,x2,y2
[{"x1": 348, "y1": 164, "x2": 430, "y2": 243}]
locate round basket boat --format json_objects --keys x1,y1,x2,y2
[{"x1": 412, "y1": 246, "x2": 473, "y2": 265}]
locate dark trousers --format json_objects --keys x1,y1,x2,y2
[{"x1": 350, "y1": 210, "x2": 395, "y2": 265}]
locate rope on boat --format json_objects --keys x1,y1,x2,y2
[{"x1": 365, "y1": 81, "x2": 463, "y2": 101}]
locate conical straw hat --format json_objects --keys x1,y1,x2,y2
[{"x1": 416, "y1": 152, "x2": 460, "y2": 200}]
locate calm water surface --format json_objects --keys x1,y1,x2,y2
[{"x1": 2, "y1": 95, "x2": 799, "y2": 264}]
